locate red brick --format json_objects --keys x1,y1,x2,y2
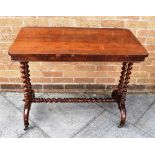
[
  {"x1": 24, "y1": 17, "x2": 49, "y2": 26},
  {"x1": 51, "y1": 65, "x2": 74, "y2": 71},
  {"x1": 31, "y1": 71, "x2": 43, "y2": 77},
  {"x1": 52, "y1": 78, "x2": 73, "y2": 83},
  {"x1": 76, "y1": 19, "x2": 101, "y2": 27},
  {"x1": 137, "y1": 37, "x2": 146, "y2": 44},
  {"x1": 74, "y1": 65, "x2": 95, "y2": 71},
  {"x1": 6, "y1": 64, "x2": 19, "y2": 70},
  {"x1": 125, "y1": 21, "x2": 149, "y2": 28},
  {"x1": 141, "y1": 16, "x2": 155, "y2": 21},
  {"x1": 0, "y1": 16, "x2": 155, "y2": 89},
  {"x1": 0, "y1": 64, "x2": 7, "y2": 70},
  {"x1": 137, "y1": 78, "x2": 155, "y2": 84},
  {"x1": 148, "y1": 22, "x2": 155, "y2": 28},
  {"x1": 150, "y1": 73, "x2": 155, "y2": 78},
  {"x1": 131, "y1": 71, "x2": 149, "y2": 78},
  {"x1": 140, "y1": 66, "x2": 155, "y2": 72},
  {"x1": 95, "y1": 78, "x2": 115, "y2": 84},
  {"x1": 149, "y1": 53, "x2": 155, "y2": 58},
  {"x1": 31, "y1": 78, "x2": 51, "y2": 83},
  {"x1": 0, "y1": 34, "x2": 16, "y2": 42},
  {"x1": 0, "y1": 71, "x2": 19, "y2": 77},
  {"x1": 0, "y1": 18, "x2": 23, "y2": 26},
  {"x1": 86, "y1": 72, "x2": 108, "y2": 77},
  {"x1": 0, "y1": 43, "x2": 11, "y2": 50},
  {"x1": 12, "y1": 27, "x2": 21, "y2": 34},
  {"x1": 116, "y1": 16, "x2": 139, "y2": 20},
  {"x1": 147, "y1": 38, "x2": 155, "y2": 45},
  {"x1": 0, "y1": 77, "x2": 9, "y2": 82},
  {"x1": 42, "y1": 72, "x2": 63, "y2": 77},
  {"x1": 145, "y1": 45, "x2": 155, "y2": 51},
  {"x1": 151, "y1": 60, "x2": 155, "y2": 65},
  {"x1": 137, "y1": 30, "x2": 155, "y2": 37},
  {"x1": 8, "y1": 77, "x2": 21, "y2": 83},
  {"x1": 63, "y1": 71, "x2": 86, "y2": 77},
  {"x1": 0, "y1": 27, "x2": 12, "y2": 34},
  {"x1": 74, "y1": 78, "x2": 94, "y2": 83},
  {"x1": 96, "y1": 66, "x2": 119, "y2": 71},
  {"x1": 101, "y1": 20, "x2": 124, "y2": 28}
]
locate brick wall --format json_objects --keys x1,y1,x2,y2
[{"x1": 0, "y1": 16, "x2": 155, "y2": 92}]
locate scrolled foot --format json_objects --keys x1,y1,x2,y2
[
  {"x1": 117, "y1": 102, "x2": 126, "y2": 128},
  {"x1": 24, "y1": 105, "x2": 30, "y2": 130},
  {"x1": 118, "y1": 122, "x2": 125, "y2": 128},
  {"x1": 24, "y1": 125, "x2": 29, "y2": 131},
  {"x1": 119, "y1": 107, "x2": 126, "y2": 128}
]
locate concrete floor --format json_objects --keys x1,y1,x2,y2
[{"x1": 0, "y1": 92, "x2": 155, "y2": 138}]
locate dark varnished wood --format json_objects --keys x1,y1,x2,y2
[
  {"x1": 118, "y1": 62, "x2": 133, "y2": 127},
  {"x1": 112, "y1": 62, "x2": 133, "y2": 127},
  {"x1": 20, "y1": 62, "x2": 34, "y2": 130},
  {"x1": 9, "y1": 27, "x2": 148, "y2": 62},
  {"x1": 32, "y1": 97, "x2": 116, "y2": 103},
  {"x1": 8, "y1": 27, "x2": 149, "y2": 130}
]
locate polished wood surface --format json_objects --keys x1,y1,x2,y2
[
  {"x1": 8, "y1": 27, "x2": 148, "y2": 129},
  {"x1": 9, "y1": 27, "x2": 148, "y2": 62}
]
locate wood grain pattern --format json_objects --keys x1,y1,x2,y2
[
  {"x1": 8, "y1": 27, "x2": 149, "y2": 129},
  {"x1": 9, "y1": 27, "x2": 148, "y2": 62}
]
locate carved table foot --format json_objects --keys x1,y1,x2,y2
[
  {"x1": 117, "y1": 101, "x2": 126, "y2": 128},
  {"x1": 24, "y1": 103, "x2": 31, "y2": 130}
]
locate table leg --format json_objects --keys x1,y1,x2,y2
[
  {"x1": 112, "y1": 62, "x2": 133, "y2": 127},
  {"x1": 20, "y1": 61, "x2": 34, "y2": 130}
]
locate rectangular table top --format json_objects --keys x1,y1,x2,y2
[{"x1": 9, "y1": 27, "x2": 148, "y2": 62}]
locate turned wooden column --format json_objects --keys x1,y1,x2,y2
[
  {"x1": 117, "y1": 62, "x2": 133, "y2": 127},
  {"x1": 117, "y1": 62, "x2": 128, "y2": 95},
  {"x1": 111, "y1": 62, "x2": 128, "y2": 98},
  {"x1": 20, "y1": 61, "x2": 33, "y2": 130}
]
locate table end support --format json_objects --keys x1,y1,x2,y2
[
  {"x1": 112, "y1": 62, "x2": 133, "y2": 127},
  {"x1": 20, "y1": 61, "x2": 34, "y2": 130}
]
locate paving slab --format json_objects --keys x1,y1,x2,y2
[
  {"x1": 135, "y1": 102, "x2": 155, "y2": 137},
  {"x1": 47, "y1": 92, "x2": 87, "y2": 98},
  {"x1": 96, "y1": 93, "x2": 155, "y2": 124},
  {"x1": 74, "y1": 111, "x2": 149, "y2": 138},
  {"x1": 29, "y1": 93, "x2": 104, "y2": 137},
  {"x1": 0, "y1": 92, "x2": 154, "y2": 138},
  {"x1": 19, "y1": 127, "x2": 49, "y2": 138},
  {"x1": 0, "y1": 95, "x2": 35, "y2": 137},
  {"x1": 1, "y1": 92, "x2": 45, "y2": 111}
]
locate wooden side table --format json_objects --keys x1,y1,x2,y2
[{"x1": 8, "y1": 27, "x2": 148, "y2": 130}]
